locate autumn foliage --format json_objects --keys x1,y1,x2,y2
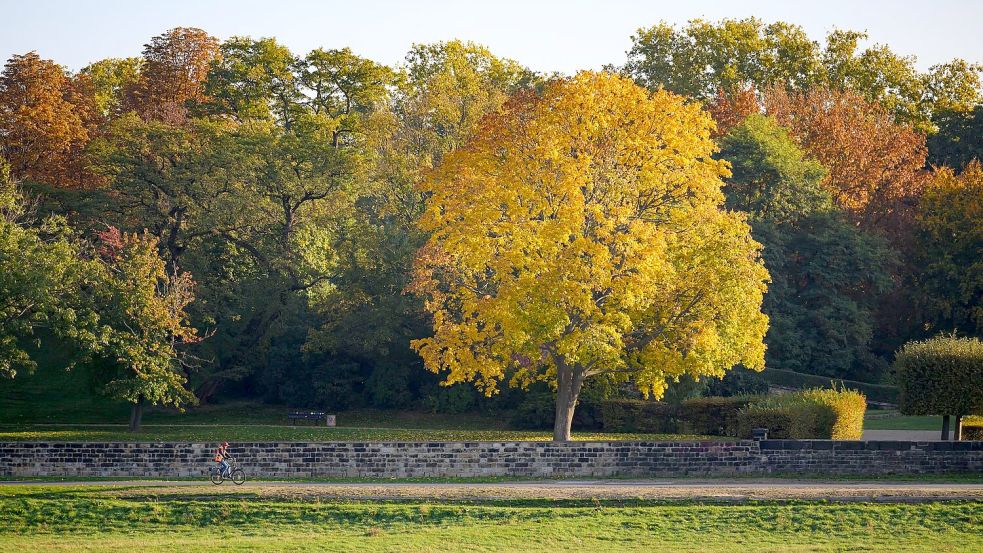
[
  {"x1": 123, "y1": 27, "x2": 219, "y2": 124},
  {"x1": 710, "y1": 85, "x2": 929, "y2": 230},
  {"x1": 410, "y1": 72, "x2": 769, "y2": 440},
  {"x1": 0, "y1": 52, "x2": 95, "y2": 186}
]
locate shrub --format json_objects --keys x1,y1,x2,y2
[
  {"x1": 894, "y1": 335, "x2": 983, "y2": 417},
  {"x1": 737, "y1": 387, "x2": 866, "y2": 439},
  {"x1": 800, "y1": 387, "x2": 867, "y2": 439},
  {"x1": 677, "y1": 396, "x2": 759, "y2": 436},
  {"x1": 599, "y1": 400, "x2": 676, "y2": 433},
  {"x1": 964, "y1": 416, "x2": 983, "y2": 440}
]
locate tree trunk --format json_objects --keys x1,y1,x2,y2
[
  {"x1": 128, "y1": 396, "x2": 145, "y2": 432},
  {"x1": 954, "y1": 414, "x2": 963, "y2": 441},
  {"x1": 941, "y1": 414, "x2": 951, "y2": 441},
  {"x1": 553, "y1": 362, "x2": 586, "y2": 442}
]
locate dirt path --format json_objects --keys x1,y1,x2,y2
[{"x1": 3, "y1": 478, "x2": 981, "y2": 502}]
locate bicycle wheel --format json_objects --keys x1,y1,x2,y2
[
  {"x1": 210, "y1": 469, "x2": 223, "y2": 485},
  {"x1": 231, "y1": 468, "x2": 245, "y2": 485}
]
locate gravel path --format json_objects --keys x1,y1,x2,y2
[{"x1": 3, "y1": 478, "x2": 981, "y2": 502}]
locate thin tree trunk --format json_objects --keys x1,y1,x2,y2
[
  {"x1": 552, "y1": 362, "x2": 586, "y2": 442},
  {"x1": 954, "y1": 414, "x2": 963, "y2": 441},
  {"x1": 128, "y1": 396, "x2": 145, "y2": 432},
  {"x1": 941, "y1": 414, "x2": 951, "y2": 441}
]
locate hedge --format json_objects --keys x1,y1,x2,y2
[
  {"x1": 676, "y1": 396, "x2": 758, "y2": 436},
  {"x1": 894, "y1": 335, "x2": 983, "y2": 416},
  {"x1": 760, "y1": 368, "x2": 899, "y2": 404},
  {"x1": 598, "y1": 400, "x2": 676, "y2": 433},
  {"x1": 736, "y1": 388, "x2": 866, "y2": 439}
]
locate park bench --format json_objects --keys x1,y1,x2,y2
[{"x1": 287, "y1": 411, "x2": 336, "y2": 426}]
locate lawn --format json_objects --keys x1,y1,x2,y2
[
  {"x1": 0, "y1": 423, "x2": 716, "y2": 443},
  {"x1": 864, "y1": 410, "x2": 942, "y2": 430},
  {"x1": 0, "y1": 485, "x2": 980, "y2": 552}
]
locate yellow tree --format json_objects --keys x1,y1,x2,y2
[{"x1": 410, "y1": 72, "x2": 770, "y2": 440}]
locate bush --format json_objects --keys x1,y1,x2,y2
[
  {"x1": 894, "y1": 335, "x2": 983, "y2": 416},
  {"x1": 599, "y1": 400, "x2": 676, "y2": 433},
  {"x1": 964, "y1": 416, "x2": 983, "y2": 440},
  {"x1": 737, "y1": 387, "x2": 866, "y2": 439},
  {"x1": 677, "y1": 396, "x2": 759, "y2": 436}
]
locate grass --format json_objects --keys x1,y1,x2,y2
[
  {"x1": 0, "y1": 363, "x2": 716, "y2": 442},
  {"x1": 0, "y1": 485, "x2": 980, "y2": 552},
  {"x1": 0, "y1": 423, "x2": 717, "y2": 443},
  {"x1": 864, "y1": 410, "x2": 942, "y2": 430}
]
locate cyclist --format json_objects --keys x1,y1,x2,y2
[{"x1": 214, "y1": 441, "x2": 232, "y2": 478}]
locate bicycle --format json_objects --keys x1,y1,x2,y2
[{"x1": 209, "y1": 455, "x2": 246, "y2": 485}]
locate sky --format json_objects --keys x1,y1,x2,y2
[{"x1": 1, "y1": 0, "x2": 981, "y2": 74}]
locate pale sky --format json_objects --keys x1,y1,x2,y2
[{"x1": 2, "y1": 0, "x2": 981, "y2": 74}]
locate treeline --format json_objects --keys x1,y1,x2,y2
[{"x1": 1, "y1": 19, "x2": 980, "y2": 417}]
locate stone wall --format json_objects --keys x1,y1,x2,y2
[
  {"x1": 758, "y1": 440, "x2": 983, "y2": 475},
  {"x1": 1, "y1": 440, "x2": 980, "y2": 478}
]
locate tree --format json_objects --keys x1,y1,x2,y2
[
  {"x1": 894, "y1": 335, "x2": 983, "y2": 440},
  {"x1": 625, "y1": 18, "x2": 823, "y2": 99},
  {"x1": 911, "y1": 162, "x2": 983, "y2": 337},
  {"x1": 928, "y1": 105, "x2": 983, "y2": 170},
  {"x1": 80, "y1": 57, "x2": 142, "y2": 118},
  {"x1": 762, "y1": 86, "x2": 928, "y2": 231},
  {"x1": 720, "y1": 114, "x2": 896, "y2": 381},
  {"x1": 304, "y1": 41, "x2": 533, "y2": 405},
  {"x1": 124, "y1": 27, "x2": 219, "y2": 123},
  {"x1": 90, "y1": 229, "x2": 200, "y2": 431},
  {"x1": 410, "y1": 72, "x2": 769, "y2": 440},
  {"x1": 0, "y1": 162, "x2": 102, "y2": 378},
  {"x1": 626, "y1": 19, "x2": 981, "y2": 133},
  {"x1": 1, "y1": 168, "x2": 198, "y2": 429},
  {"x1": 0, "y1": 52, "x2": 92, "y2": 186},
  {"x1": 200, "y1": 36, "x2": 302, "y2": 126}
]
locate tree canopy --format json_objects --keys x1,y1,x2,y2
[{"x1": 410, "y1": 72, "x2": 769, "y2": 440}]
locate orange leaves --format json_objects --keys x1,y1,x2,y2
[
  {"x1": 123, "y1": 28, "x2": 219, "y2": 124},
  {"x1": 0, "y1": 52, "x2": 94, "y2": 186},
  {"x1": 709, "y1": 85, "x2": 929, "y2": 232},
  {"x1": 765, "y1": 86, "x2": 928, "y2": 229}
]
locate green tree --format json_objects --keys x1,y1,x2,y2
[
  {"x1": 305, "y1": 41, "x2": 534, "y2": 406},
  {"x1": 0, "y1": 164, "x2": 101, "y2": 378},
  {"x1": 626, "y1": 19, "x2": 981, "y2": 133},
  {"x1": 928, "y1": 105, "x2": 983, "y2": 170},
  {"x1": 79, "y1": 57, "x2": 142, "y2": 118},
  {"x1": 720, "y1": 115, "x2": 896, "y2": 380},
  {"x1": 90, "y1": 229, "x2": 200, "y2": 430}
]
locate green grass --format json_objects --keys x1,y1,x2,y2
[
  {"x1": 0, "y1": 423, "x2": 716, "y2": 443},
  {"x1": 864, "y1": 410, "x2": 942, "y2": 430},
  {"x1": 0, "y1": 486, "x2": 980, "y2": 552}
]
